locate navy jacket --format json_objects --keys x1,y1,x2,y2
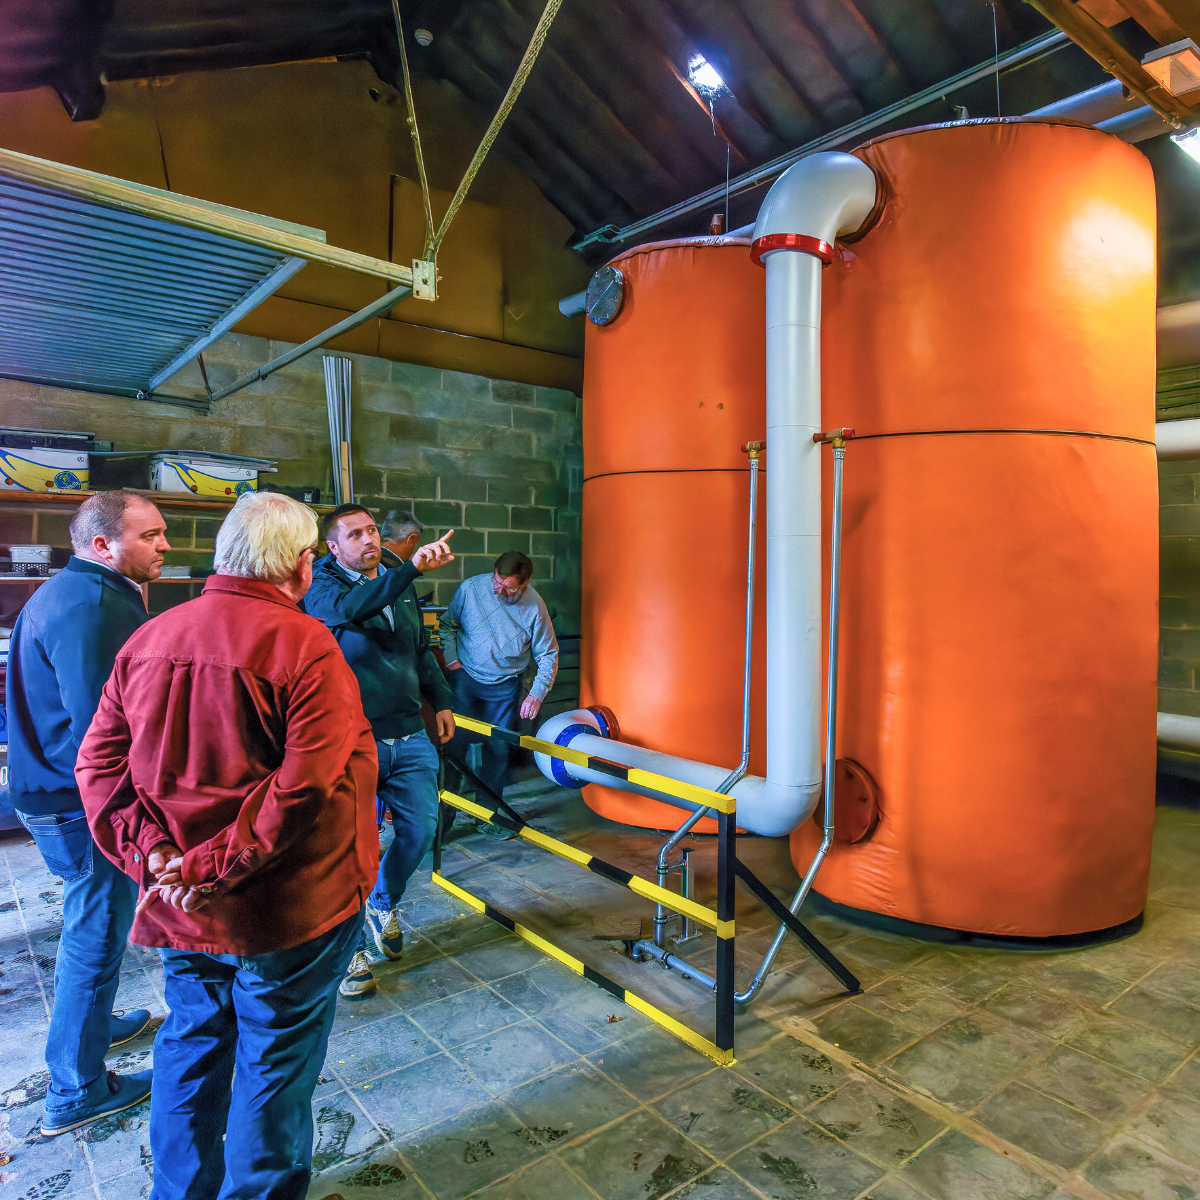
[
  {"x1": 301, "y1": 550, "x2": 452, "y2": 741},
  {"x1": 7, "y1": 556, "x2": 149, "y2": 815}
]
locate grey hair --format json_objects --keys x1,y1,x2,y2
[
  {"x1": 379, "y1": 509, "x2": 424, "y2": 542},
  {"x1": 69, "y1": 490, "x2": 150, "y2": 553},
  {"x1": 213, "y1": 492, "x2": 318, "y2": 583}
]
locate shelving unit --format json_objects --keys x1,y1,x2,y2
[{"x1": 0, "y1": 488, "x2": 331, "y2": 619}]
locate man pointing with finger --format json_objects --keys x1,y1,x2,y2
[{"x1": 303, "y1": 505, "x2": 456, "y2": 998}]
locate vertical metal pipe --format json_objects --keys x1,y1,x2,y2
[
  {"x1": 734, "y1": 433, "x2": 848, "y2": 1005},
  {"x1": 651, "y1": 440, "x2": 762, "y2": 949},
  {"x1": 717, "y1": 442, "x2": 762, "y2": 795}
]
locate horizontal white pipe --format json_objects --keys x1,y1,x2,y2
[
  {"x1": 535, "y1": 711, "x2": 807, "y2": 837},
  {"x1": 1159, "y1": 712, "x2": 1200, "y2": 750},
  {"x1": 1157, "y1": 418, "x2": 1200, "y2": 460}
]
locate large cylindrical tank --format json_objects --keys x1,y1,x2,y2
[
  {"x1": 580, "y1": 237, "x2": 767, "y2": 831},
  {"x1": 791, "y1": 119, "x2": 1158, "y2": 939}
]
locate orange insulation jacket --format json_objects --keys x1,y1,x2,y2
[
  {"x1": 792, "y1": 120, "x2": 1159, "y2": 937},
  {"x1": 580, "y1": 237, "x2": 767, "y2": 832}
]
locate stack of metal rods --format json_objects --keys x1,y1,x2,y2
[{"x1": 323, "y1": 355, "x2": 354, "y2": 505}]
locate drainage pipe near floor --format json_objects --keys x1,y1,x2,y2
[{"x1": 536, "y1": 152, "x2": 878, "y2": 839}]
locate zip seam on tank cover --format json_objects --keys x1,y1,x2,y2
[{"x1": 852, "y1": 428, "x2": 1153, "y2": 447}]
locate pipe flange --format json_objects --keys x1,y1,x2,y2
[{"x1": 750, "y1": 233, "x2": 835, "y2": 267}]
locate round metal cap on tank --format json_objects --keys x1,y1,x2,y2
[
  {"x1": 578, "y1": 233, "x2": 769, "y2": 834},
  {"x1": 793, "y1": 117, "x2": 1158, "y2": 943}
]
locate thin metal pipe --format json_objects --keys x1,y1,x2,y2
[
  {"x1": 652, "y1": 442, "x2": 761, "y2": 947},
  {"x1": 735, "y1": 437, "x2": 847, "y2": 1004},
  {"x1": 631, "y1": 437, "x2": 849, "y2": 1005},
  {"x1": 210, "y1": 284, "x2": 412, "y2": 403},
  {"x1": 633, "y1": 938, "x2": 717, "y2": 991},
  {"x1": 653, "y1": 806, "x2": 708, "y2": 948},
  {"x1": 717, "y1": 443, "x2": 762, "y2": 796}
]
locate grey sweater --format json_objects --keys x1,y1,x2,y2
[{"x1": 439, "y1": 573, "x2": 559, "y2": 700}]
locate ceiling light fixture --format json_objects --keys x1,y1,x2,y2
[
  {"x1": 688, "y1": 54, "x2": 727, "y2": 99},
  {"x1": 1173, "y1": 126, "x2": 1200, "y2": 164}
]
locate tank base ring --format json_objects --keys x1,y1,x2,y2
[{"x1": 807, "y1": 891, "x2": 1144, "y2": 951}]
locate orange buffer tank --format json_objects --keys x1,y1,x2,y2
[
  {"x1": 792, "y1": 119, "x2": 1158, "y2": 941},
  {"x1": 580, "y1": 237, "x2": 766, "y2": 831}
]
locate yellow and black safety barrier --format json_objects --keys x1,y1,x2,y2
[
  {"x1": 435, "y1": 787, "x2": 733, "y2": 938},
  {"x1": 432, "y1": 864, "x2": 735, "y2": 1065},
  {"x1": 432, "y1": 713, "x2": 860, "y2": 1063}
]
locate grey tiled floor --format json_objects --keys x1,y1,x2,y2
[{"x1": 0, "y1": 786, "x2": 1198, "y2": 1199}]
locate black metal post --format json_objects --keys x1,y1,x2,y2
[{"x1": 715, "y1": 810, "x2": 736, "y2": 1054}]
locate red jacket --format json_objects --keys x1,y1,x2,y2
[{"x1": 77, "y1": 575, "x2": 379, "y2": 955}]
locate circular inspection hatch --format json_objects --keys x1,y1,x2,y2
[{"x1": 586, "y1": 266, "x2": 625, "y2": 325}]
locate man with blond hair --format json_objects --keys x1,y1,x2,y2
[
  {"x1": 7, "y1": 488, "x2": 169, "y2": 1136},
  {"x1": 76, "y1": 493, "x2": 452, "y2": 1200}
]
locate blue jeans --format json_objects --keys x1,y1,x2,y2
[
  {"x1": 21, "y1": 809, "x2": 138, "y2": 1120},
  {"x1": 444, "y1": 670, "x2": 522, "y2": 803},
  {"x1": 151, "y1": 911, "x2": 363, "y2": 1200},
  {"x1": 367, "y1": 730, "x2": 441, "y2": 916}
]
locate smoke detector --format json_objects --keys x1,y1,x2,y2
[{"x1": 414, "y1": 28, "x2": 433, "y2": 47}]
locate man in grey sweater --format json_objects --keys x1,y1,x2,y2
[{"x1": 440, "y1": 551, "x2": 558, "y2": 807}]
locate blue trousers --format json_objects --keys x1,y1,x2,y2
[
  {"x1": 444, "y1": 670, "x2": 522, "y2": 803},
  {"x1": 151, "y1": 911, "x2": 363, "y2": 1200},
  {"x1": 22, "y1": 810, "x2": 137, "y2": 1121},
  {"x1": 367, "y1": 730, "x2": 441, "y2": 915}
]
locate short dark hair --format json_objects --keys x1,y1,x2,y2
[
  {"x1": 494, "y1": 550, "x2": 533, "y2": 585},
  {"x1": 320, "y1": 504, "x2": 373, "y2": 543},
  {"x1": 69, "y1": 489, "x2": 149, "y2": 553}
]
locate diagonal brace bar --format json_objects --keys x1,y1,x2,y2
[{"x1": 732, "y1": 858, "x2": 861, "y2": 995}]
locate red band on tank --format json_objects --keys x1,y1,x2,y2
[{"x1": 750, "y1": 233, "x2": 835, "y2": 267}]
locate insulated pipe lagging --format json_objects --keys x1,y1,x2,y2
[
  {"x1": 753, "y1": 151, "x2": 877, "y2": 829},
  {"x1": 536, "y1": 152, "x2": 877, "y2": 840}
]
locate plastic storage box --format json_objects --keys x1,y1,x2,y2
[{"x1": 91, "y1": 451, "x2": 277, "y2": 497}]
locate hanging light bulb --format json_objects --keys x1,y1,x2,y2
[
  {"x1": 687, "y1": 53, "x2": 727, "y2": 99},
  {"x1": 1173, "y1": 126, "x2": 1200, "y2": 164}
]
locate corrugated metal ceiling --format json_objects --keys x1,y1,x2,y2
[{"x1": 0, "y1": 171, "x2": 306, "y2": 399}]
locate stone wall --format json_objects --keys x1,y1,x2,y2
[{"x1": 0, "y1": 331, "x2": 583, "y2": 636}]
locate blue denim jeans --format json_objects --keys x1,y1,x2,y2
[
  {"x1": 444, "y1": 670, "x2": 522, "y2": 803},
  {"x1": 21, "y1": 809, "x2": 138, "y2": 1121},
  {"x1": 366, "y1": 730, "x2": 441, "y2": 917},
  {"x1": 150, "y1": 911, "x2": 363, "y2": 1200}
]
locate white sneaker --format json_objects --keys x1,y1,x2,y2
[
  {"x1": 365, "y1": 903, "x2": 404, "y2": 961},
  {"x1": 339, "y1": 950, "x2": 377, "y2": 999}
]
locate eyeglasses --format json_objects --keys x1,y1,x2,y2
[{"x1": 492, "y1": 574, "x2": 524, "y2": 596}]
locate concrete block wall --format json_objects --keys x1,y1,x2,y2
[
  {"x1": 1160, "y1": 456, "x2": 1200, "y2": 716},
  {"x1": 0, "y1": 331, "x2": 583, "y2": 635}
]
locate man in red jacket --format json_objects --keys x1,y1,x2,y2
[{"x1": 77, "y1": 492, "x2": 453, "y2": 1200}]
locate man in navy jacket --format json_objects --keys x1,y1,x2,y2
[
  {"x1": 302, "y1": 505, "x2": 455, "y2": 998},
  {"x1": 7, "y1": 489, "x2": 169, "y2": 1135}
]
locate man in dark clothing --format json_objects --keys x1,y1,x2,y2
[
  {"x1": 6, "y1": 489, "x2": 169, "y2": 1135},
  {"x1": 302, "y1": 504, "x2": 455, "y2": 997}
]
